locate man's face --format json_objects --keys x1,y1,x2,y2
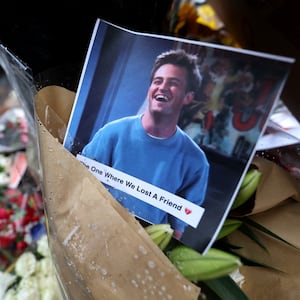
[{"x1": 147, "y1": 64, "x2": 194, "y2": 118}]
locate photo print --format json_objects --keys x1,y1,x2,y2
[{"x1": 64, "y1": 19, "x2": 293, "y2": 253}]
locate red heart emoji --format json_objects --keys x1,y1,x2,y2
[{"x1": 185, "y1": 208, "x2": 192, "y2": 215}]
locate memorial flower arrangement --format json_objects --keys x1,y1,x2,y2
[
  {"x1": 0, "y1": 105, "x2": 45, "y2": 271},
  {"x1": 0, "y1": 98, "x2": 59, "y2": 299},
  {"x1": 1, "y1": 88, "x2": 300, "y2": 299},
  {"x1": 1, "y1": 157, "x2": 298, "y2": 300},
  {"x1": 31, "y1": 82, "x2": 300, "y2": 299},
  {"x1": 1, "y1": 23, "x2": 299, "y2": 298}
]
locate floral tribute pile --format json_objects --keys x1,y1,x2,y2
[
  {"x1": 0, "y1": 106, "x2": 45, "y2": 271},
  {"x1": 0, "y1": 85, "x2": 61, "y2": 298}
]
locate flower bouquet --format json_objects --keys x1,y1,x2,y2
[
  {"x1": 34, "y1": 86, "x2": 200, "y2": 299},
  {"x1": 33, "y1": 85, "x2": 300, "y2": 299},
  {"x1": 0, "y1": 91, "x2": 45, "y2": 271},
  {"x1": 1, "y1": 23, "x2": 300, "y2": 299},
  {"x1": 0, "y1": 44, "x2": 51, "y2": 298}
]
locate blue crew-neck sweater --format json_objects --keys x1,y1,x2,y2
[{"x1": 82, "y1": 115, "x2": 209, "y2": 232}]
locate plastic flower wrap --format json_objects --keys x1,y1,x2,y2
[
  {"x1": 0, "y1": 48, "x2": 45, "y2": 270},
  {"x1": 0, "y1": 107, "x2": 28, "y2": 153}
]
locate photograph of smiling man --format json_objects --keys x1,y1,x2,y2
[
  {"x1": 64, "y1": 19, "x2": 293, "y2": 253},
  {"x1": 80, "y1": 49, "x2": 210, "y2": 240}
]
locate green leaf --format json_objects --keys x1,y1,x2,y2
[
  {"x1": 242, "y1": 217, "x2": 300, "y2": 249},
  {"x1": 213, "y1": 241, "x2": 284, "y2": 272},
  {"x1": 199, "y1": 275, "x2": 250, "y2": 300},
  {"x1": 0, "y1": 249, "x2": 15, "y2": 271},
  {"x1": 238, "y1": 223, "x2": 269, "y2": 252},
  {"x1": 234, "y1": 252, "x2": 285, "y2": 273}
]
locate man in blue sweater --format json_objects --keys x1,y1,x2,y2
[{"x1": 82, "y1": 49, "x2": 209, "y2": 239}]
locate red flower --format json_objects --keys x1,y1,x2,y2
[
  {"x1": 6, "y1": 188, "x2": 24, "y2": 207},
  {"x1": 0, "y1": 232, "x2": 16, "y2": 248},
  {"x1": 16, "y1": 240, "x2": 28, "y2": 251},
  {"x1": 0, "y1": 208, "x2": 13, "y2": 219}
]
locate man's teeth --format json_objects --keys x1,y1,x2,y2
[{"x1": 155, "y1": 95, "x2": 168, "y2": 102}]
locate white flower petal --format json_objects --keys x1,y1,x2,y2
[
  {"x1": 18, "y1": 276, "x2": 39, "y2": 290},
  {"x1": 15, "y1": 252, "x2": 37, "y2": 278},
  {"x1": 3, "y1": 288, "x2": 17, "y2": 300},
  {"x1": 36, "y1": 257, "x2": 55, "y2": 277},
  {"x1": 0, "y1": 271, "x2": 17, "y2": 299},
  {"x1": 16, "y1": 286, "x2": 39, "y2": 300},
  {"x1": 37, "y1": 235, "x2": 50, "y2": 257}
]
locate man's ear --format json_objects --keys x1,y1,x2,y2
[{"x1": 183, "y1": 91, "x2": 195, "y2": 105}]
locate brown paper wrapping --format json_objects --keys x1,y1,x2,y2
[
  {"x1": 252, "y1": 156, "x2": 300, "y2": 214},
  {"x1": 34, "y1": 86, "x2": 200, "y2": 300},
  {"x1": 228, "y1": 156, "x2": 300, "y2": 299}
]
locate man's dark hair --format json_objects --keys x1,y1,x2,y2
[{"x1": 150, "y1": 49, "x2": 202, "y2": 94}]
